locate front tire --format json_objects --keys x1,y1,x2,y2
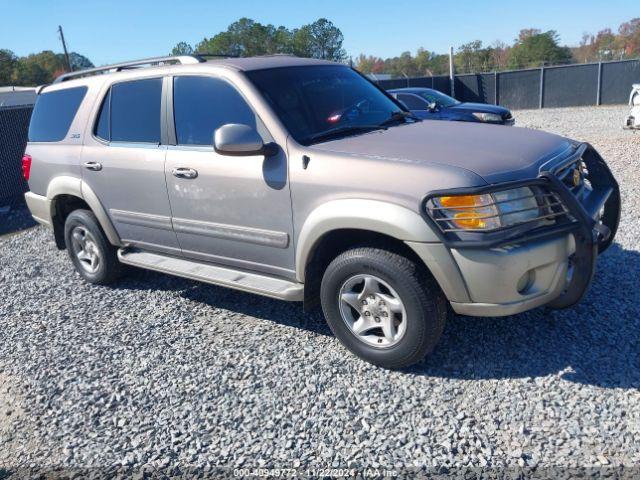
[
  {"x1": 64, "y1": 209, "x2": 122, "y2": 285},
  {"x1": 320, "y1": 247, "x2": 447, "y2": 369}
]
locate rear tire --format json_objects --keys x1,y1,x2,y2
[
  {"x1": 64, "y1": 209, "x2": 123, "y2": 285},
  {"x1": 320, "y1": 247, "x2": 447, "y2": 369}
]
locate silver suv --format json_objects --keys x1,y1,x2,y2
[{"x1": 23, "y1": 55, "x2": 620, "y2": 368}]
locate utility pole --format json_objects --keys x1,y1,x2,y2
[
  {"x1": 449, "y1": 46, "x2": 455, "y2": 98},
  {"x1": 58, "y1": 25, "x2": 72, "y2": 72}
]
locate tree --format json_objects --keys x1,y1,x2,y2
[
  {"x1": 0, "y1": 49, "x2": 17, "y2": 86},
  {"x1": 592, "y1": 28, "x2": 622, "y2": 60},
  {"x1": 618, "y1": 18, "x2": 640, "y2": 57},
  {"x1": 195, "y1": 17, "x2": 346, "y2": 61},
  {"x1": 302, "y1": 18, "x2": 346, "y2": 61},
  {"x1": 507, "y1": 30, "x2": 572, "y2": 68},
  {"x1": 171, "y1": 42, "x2": 194, "y2": 56},
  {"x1": 11, "y1": 51, "x2": 64, "y2": 85},
  {"x1": 355, "y1": 54, "x2": 385, "y2": 74},
  {"x1": 490, "y1": 40, "x2": 509, "y2": 71},
  {"x1": 69, "y1": 52, "x2": 94, "y2": 70},
  {"x1": 197, "y1": 18, "x2": 293, "y2": 57}
]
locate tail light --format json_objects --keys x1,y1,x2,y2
[{"x1": 22, "y1": 154, "x2": 32, "y2": 181}]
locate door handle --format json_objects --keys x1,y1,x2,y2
[
  {"x1": 83, "y1": 161, "x2": 102, "y2": 171},
  {"x1": 172, "y1": 167, "x2": 198, "y2": 179}
]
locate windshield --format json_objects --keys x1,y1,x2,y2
[
  {"x1": 417, "y1": 90, "x2": 460, "y2": 108},
  {"x1": 245, "y1": 66, "x2": 407, "y2": 144}
]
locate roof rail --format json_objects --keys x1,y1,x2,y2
[{"x1": 53, "y1": 55, "x2": 204, "y2": 83}]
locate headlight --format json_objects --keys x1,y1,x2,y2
[
  {"x1": 431, "y1": 187, "x2": 541, "y2": 231},
  {"x1": 472, "y1": 112, "x2": 503, "y2": 123}
]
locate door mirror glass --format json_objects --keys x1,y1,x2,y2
[
  {"x1": 427, "y1": 102, "x2": 438, "y2": 112},
  {"x1": 214, "y1": 124, "x2": 276, "y2": 156}
]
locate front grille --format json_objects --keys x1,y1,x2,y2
[{"x1": 552, "y1": 152, "x2": 596, "y2": 211}]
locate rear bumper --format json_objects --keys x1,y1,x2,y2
[{"x1": 24, "y1": 192, "x2": 52, "y2": 227}]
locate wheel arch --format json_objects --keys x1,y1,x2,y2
[
  {"x1": 296, "y1": 199, "x2": 444, "y2": 311},
  {"x1": 47, "y1": 176, "x2": 121, "y2": 249},
  {"x1": 295, "y1": 199, "x2": 439, "y2": 283}
]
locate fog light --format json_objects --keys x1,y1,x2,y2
[{"x1": 517, "y1": 269, "x2": 536, "y2": 294}]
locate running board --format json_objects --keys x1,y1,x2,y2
[{"x1": 117, "y1": 249, "x2": 304, "y2": 301}]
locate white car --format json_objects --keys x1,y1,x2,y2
[{"x1": 624, "y1": 83, "x2": 640, "y2": 129}]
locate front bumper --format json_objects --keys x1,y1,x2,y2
[{"x1": 409, "y1": 143, "x2": 620, "y2": 317}]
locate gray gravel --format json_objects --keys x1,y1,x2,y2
[{"x1": 0, "y1": 105, "x2": 639, "y2": 477}]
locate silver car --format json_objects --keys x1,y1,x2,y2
[{"x1": 23, "y1": 55, "x2": 620, "y2": 368}]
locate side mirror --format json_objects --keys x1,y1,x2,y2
[
  {"x1": 214, "y1": 123, "x2": 278, "y2": 157},
  {"x1": 427, "y1": 102, "x2": 438, "y2": 112}
]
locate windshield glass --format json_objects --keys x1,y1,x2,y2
[
  {"x1": 245, "y1": 66, "x2": 406, "y2": 144},
  {"x1": 417, "y1": 90, "x2": 460, "y2": 108}
]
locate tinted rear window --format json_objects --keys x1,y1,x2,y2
[
  {"x1": 28, "y1": 86, "x2": 87, "y2": 142},
  {"x1": 110, "y1": 78, "x2": 162, "y2": 143}
]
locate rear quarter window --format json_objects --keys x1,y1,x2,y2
[{"x1": 28, "y1": 86, "x2": 87, "y2": 142}]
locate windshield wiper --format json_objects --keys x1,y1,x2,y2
[
  {"x1": 379, "y1": 110, "x2": 421, "y2": 127},
  {"x1": 304, "y1": 124, "x2": 387, "y2": 144}
]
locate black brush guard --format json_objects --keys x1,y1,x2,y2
[{"x1": 421, "y1": 143, "x2": 621, "y2": 310}]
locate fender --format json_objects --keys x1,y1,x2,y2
[
  {"x1": 295, "y1": 199, "x2": 439, "y2": 282},
  {"x1": 46, "y1": 175, "x2": 122, "y2": 247}
]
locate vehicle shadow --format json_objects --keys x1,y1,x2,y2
[
  {"x1": 115, "y1": 243, "x2": 639, "y2": 390},
  {"x1": 0, "y1": 198, "x2": 37, "y2": 236},
  {"x1": 408, "y1": 242, "x2": 640, "y2": 389}
]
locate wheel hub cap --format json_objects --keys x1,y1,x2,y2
[
  {"x1": 338, "y1": 274, "x2": 407, "y2": 348},
  {"x1": 70, "y1": 226, "x2": 101, "y2": 274}
]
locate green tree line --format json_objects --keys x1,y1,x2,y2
[
  {"x1": 2, "y1": 16, "x2": 638, "y2": 86},
  {"x1": 171, "y1": 17, "x2": 346, "y2": 61},
  {"x1": 0, "y1": 50, "x2": 93, "y2": 86},
  {"x1": 357, "y1": 17, "x2": 640, "y2": 77}
]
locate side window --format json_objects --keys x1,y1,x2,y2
[
  {"x1": 28, "y1": 86, "x2": 87, "y2": 142},
  {"x1": 173, "y1": 76, "x2": 267, "y2": 146},
  {"x1": 398, "y1": 94, "x2": 427, "y2": 110},
  {"x1": 110, "y1": 78, "x2": 162, "y2": 143},
  {"x1": 94, "y1": 89, "x2": 111, "y2": 141}
]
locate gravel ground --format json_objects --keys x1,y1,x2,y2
[{"x1": 0, "y1": 105, "x2": 639, "y2": 478}]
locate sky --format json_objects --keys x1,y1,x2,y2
[{"x1": 0, "y1": 0, "x2": 636, "y2": 65}]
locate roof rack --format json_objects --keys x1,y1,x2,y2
[
  {"x1": 53, "y1": 55, "x2": 204, "y2": 83},
  {"x1": 193, "y1": 52, "x2": 240, "y2": 59}
]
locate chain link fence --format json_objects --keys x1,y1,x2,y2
[
  {"x1": 378, "y1": 58, "x2": 640, "y2": 110},
  {"x1": 0, "y1": 105, "x2": 32, "y2": 205}
]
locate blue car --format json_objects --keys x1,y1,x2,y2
[{"x1": 388, "y1": 87, "x2": 514, "y2": 126}]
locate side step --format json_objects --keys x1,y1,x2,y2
[{"x1": 117, "y1": 249, "x2": 304, "y2": 301}]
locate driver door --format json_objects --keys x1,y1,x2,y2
[{"x1": 164, "y1": 75, "x2": 295, "y2": 279}]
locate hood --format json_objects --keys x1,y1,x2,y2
[
  {"x1": 310, "y1": 120, "x2": 574, "y2": 184},
  {"x1": 447, "y1": 102, "x2": 511, "y2": 116}
]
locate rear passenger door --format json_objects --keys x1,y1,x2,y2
[
  {"x1": 82, "y1": 77, "x2": 180, "y2": 253},
  {"x1": 164, "y1": 75, "x2": 295, "y2": 279}
]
